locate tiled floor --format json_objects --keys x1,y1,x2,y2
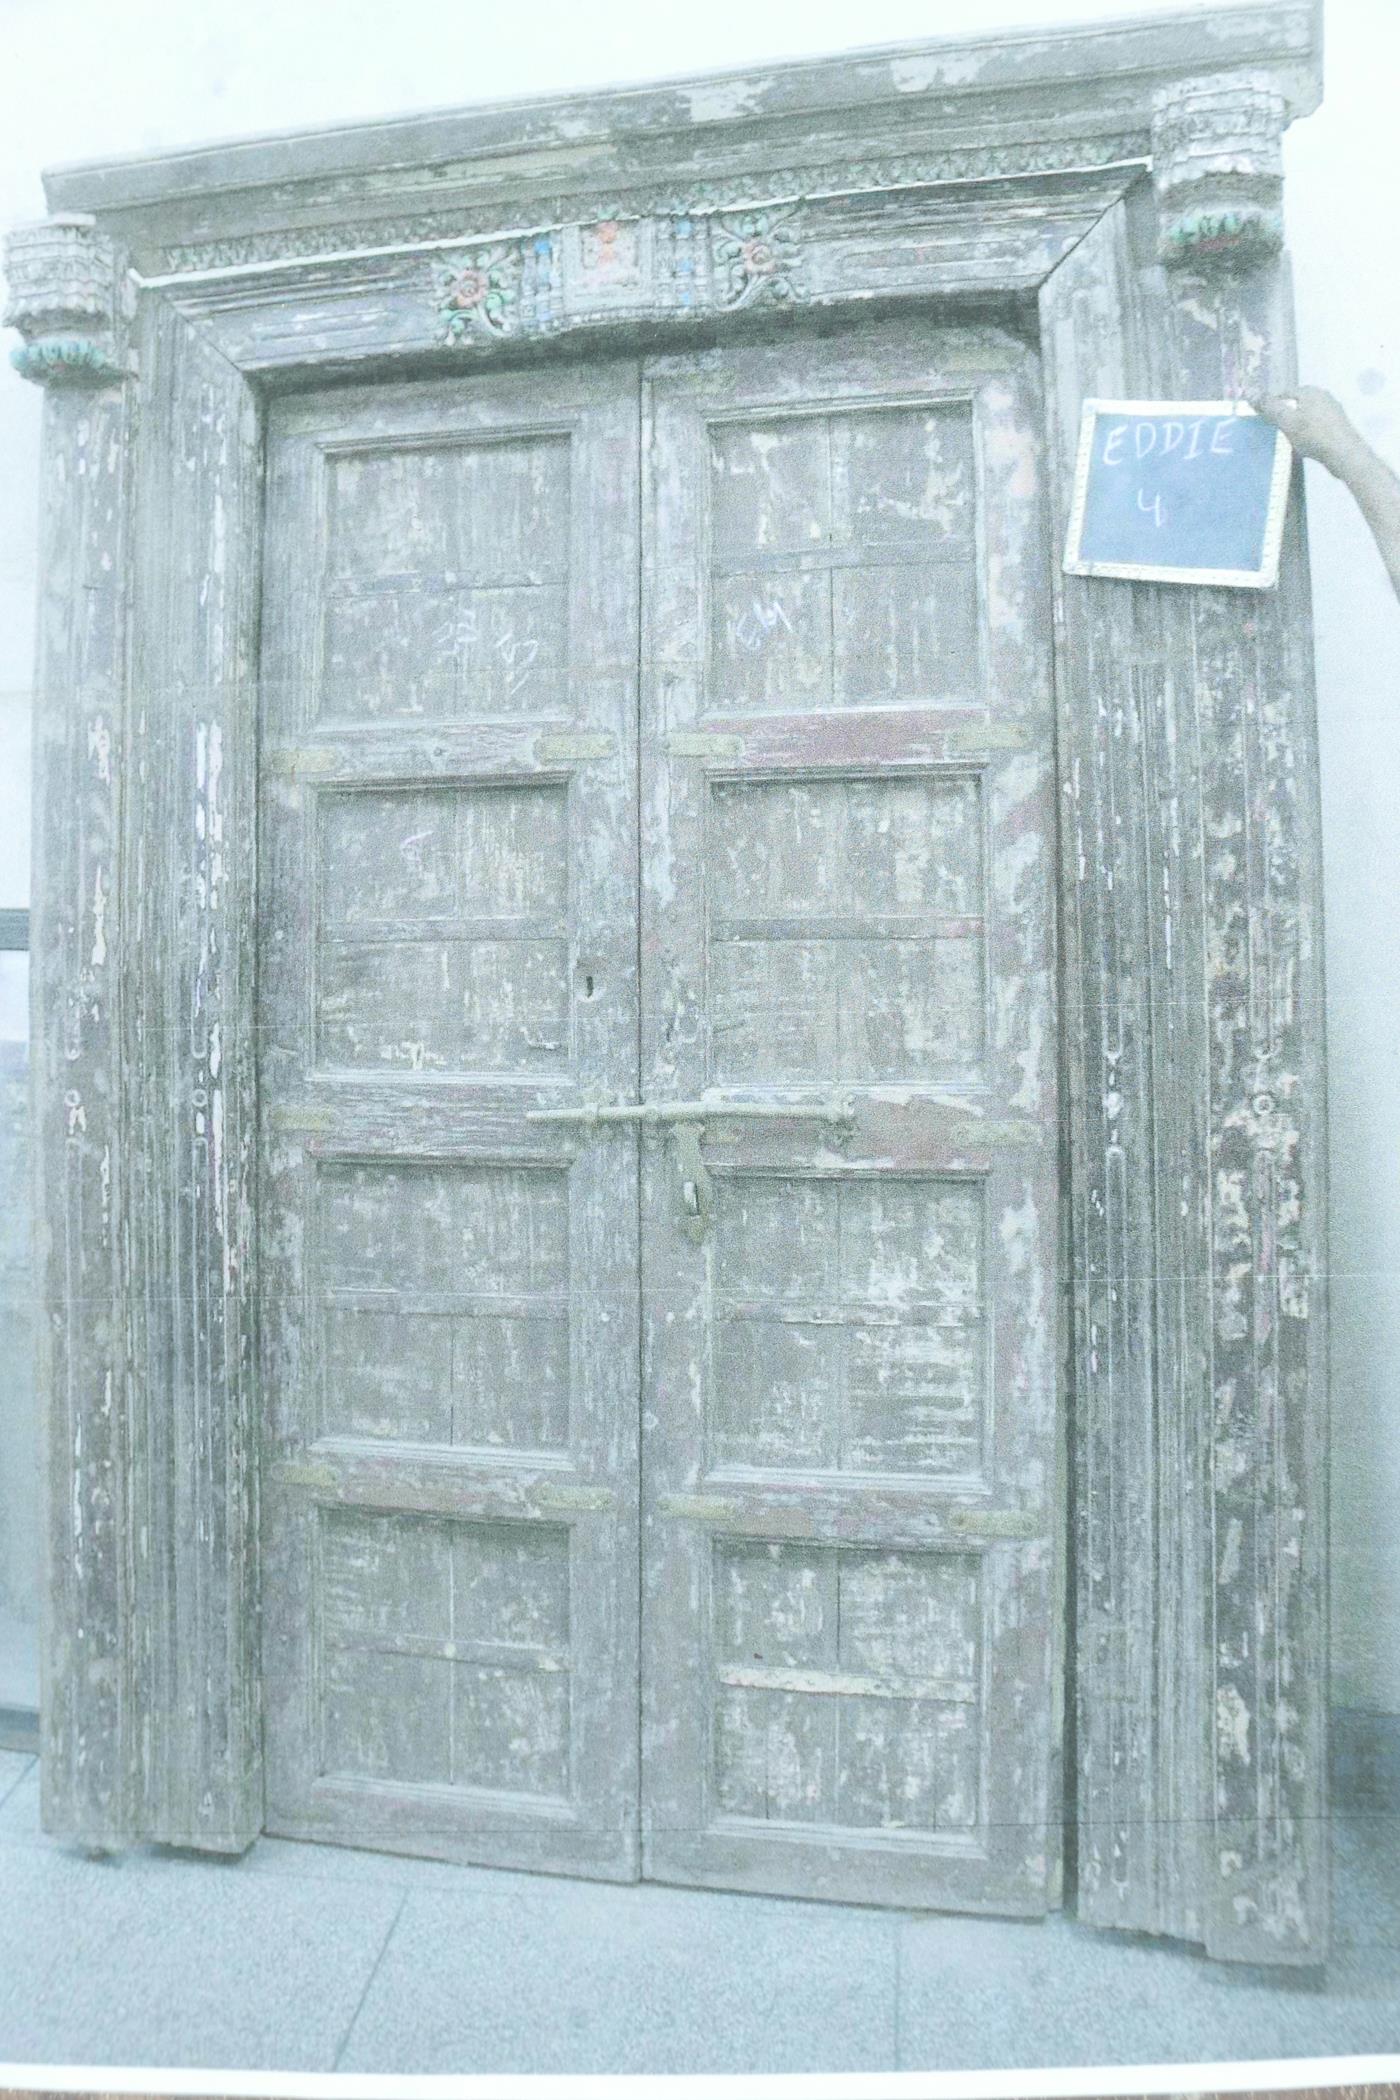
[{"x1": 0, "y1": 1751, "x2": 1396, "y2": 2076}]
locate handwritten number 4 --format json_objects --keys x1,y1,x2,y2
[{"x1": 1137, "y1": 489, "x2": 1165, "y2": 528}]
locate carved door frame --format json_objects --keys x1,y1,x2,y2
[{"x1": 4, "y1": 0, "x2": 1328, "y2": 1964}]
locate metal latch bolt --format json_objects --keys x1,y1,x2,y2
[{"x1": 524, "y1": 1095, "x2": 856, "y2": 1241}]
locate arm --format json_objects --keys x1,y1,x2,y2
[{"x1": 1253, "y1": 385, "x2": 1400, "y2": 602}]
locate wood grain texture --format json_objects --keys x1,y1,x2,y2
[
  {"x1": 44, "y1": 3, "x2": 1320, "y2": 245},
  {"x1": 1040, "y1": 181, "x2": 1327, "y2": 1964},
  {"x1": 31, "y1": 370, "x2": 135, "y2": 1844},
  {"x1": 257, "y1": 364, "x2": 644, "y2": 1880},
  {"x1": 638, "y1": 321, "x2": 1061, "y2": 1915},
  {"x1": 150, "y1": 177, "x2": 1132, "y2": 382},
  {"x1": 11, "y1": 4, "x2": 1327, "y2": 1960},
  {"x1": 32, "y1": 289, "x2": 264, "y2": 1851},
  {"x1": 120, "y1": 294, "x2": 264, "y2": 1849}
]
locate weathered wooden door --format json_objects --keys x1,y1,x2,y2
[
  {"x1": 257, "y1": 322, "x2": 1058, "y2": 1909},
  {"x1": 638, "y1": 328, "x2": 1061, "y2": 1913},
  {"x1": 258, "y1": 363, "x2": 644, "y2": 1879}
]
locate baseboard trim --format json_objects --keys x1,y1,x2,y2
[
  {"x1": 0, "y1": 1703, "x2": 39, "y2": 1756},
  {"x1": 1331, "y1": 1704, "x2": 1400, "y2": 1815}
]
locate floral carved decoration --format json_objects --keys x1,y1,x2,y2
[
  {"x1": 432, "y1": 245, "x2": 521, "y2": 341},
  {"x1": 10, "y1": 338, "x2": 124, "y2": 386},
  {"x1": 712, "y1": 207, "x2": 801, "y2": 308},
  {"x1": 1160, "y1": 206, "x2": 1284, "y2": 269}
]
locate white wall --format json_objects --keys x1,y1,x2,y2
[
  {"x1": 1284, "y1": 0, "x2": 1400, "y2": 1715},
  {"x1": 0, "y1": 0, "x2": 1397, "y2": 1712}
]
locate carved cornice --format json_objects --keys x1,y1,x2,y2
[
  {"x1": 40, "y1": 0, "x2": 1323, "y2": 234},
  {"x1": 3, "y1": 214, "x2": 126, "y2": 385},
  {"x1": 8, "y1": 9, "x2": 1320, "y2": 373},
  {"x1": 1151, "y1": 72, "x2": 1287, "y2": 269},
  {"x1": 148, "y1": 134, "x2": 1148, "y2": 279},
  {"x1": 12, "y1": 4, "x2": 1320, "y2": 321}
]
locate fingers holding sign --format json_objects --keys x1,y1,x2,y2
[
  {"x1": 1251, "y1": 386, "x2": 1365, "y2": 476},
  {"x1": 1252, "y1": 386, "x2": 1400, "y2": 602}
]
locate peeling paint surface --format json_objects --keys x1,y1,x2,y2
[
  {"x1": 639, "y1": 323, "x2": 1059, "y2": 1913},
  {"x1": 251, "y1": 321, "x2": 1059, "y2": 1911},
  {"x1": 1041, "y1": 193, "x2": 1327, "y2": 1964},
  {"x1": 22, "y1": 3, "x2": 1326, "y2": 1964},
  {"x1": 258, "y1": 362, "x2": 644, "y2": 1881}
]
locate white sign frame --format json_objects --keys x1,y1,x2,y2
[{"x1": 1063, "y1": 397, "x2": 1295, "y2": 588}]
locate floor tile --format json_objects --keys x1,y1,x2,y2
[
  {"x1": 895, "y1": 1907, "x2": 1400, "y2": 2071},
  {"x1": 241, "y1": 1828, "x2": 555, "y2": 1899},
  {"x1": 1236, "y1": 1942, "x2": 1400, "y2": 2058},
  {"x1": 1157, "y1": 1937, "x2": 1400, "y2": 2063},
  {"x1": 336, "y1": 1876, "x2": 899, "y2": 2075},
  {"x1": 1333, "y1": 1811, "x2": 1400, "y2": 1947},
  {"x1": 0, "y1": 1843, "x2": 403, "y2": 2072},
  {"x1": 0, "y1": 1805, "x2": 1395, "y2": 2077}
]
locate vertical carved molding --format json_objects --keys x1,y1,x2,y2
[
  {"x1": 5, "y1": 220, "x2": 136, "y2": 1841},
  {"x1": 6, "y1": 220, "x2": 263, "y2": 1849},
  {"x1": 120, "y1": 294, "x2": 264, "y2": 1848},
  {"x1": 1151, "y1": 73, "x2": 1286, "y2": 270},
  {"x1": 1042, "y1": 185, "x2": 1327, "y2": 1965},
  {"x1": 1041, "y1": 202, "x2": 1180, "y2": 1941},
  {"x1": 1158, "y1": 249, "x2": 1328, "y2": 1970}
]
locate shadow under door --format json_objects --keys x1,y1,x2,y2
[{"x1": 258, "y1": 319, "x2": 1060, "y2": 1916}]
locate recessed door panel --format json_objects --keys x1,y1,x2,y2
[
  {"x1": 257, "y1": 321, "x2": 1058, "y2": 1913},
  {"x1": 638, "y1": 324, "x2": 1060, "y2": 1914},
  {"x1": 258, "y1": 362, "x2": 643, "y2": 1881}
]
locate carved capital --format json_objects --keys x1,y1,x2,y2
[
  {"x1": 3, "y1": 214, "x2": 126, "y2": 386},
  {"x1": 1151, "y1": 73, "x2": 1286, "y2": 270}
]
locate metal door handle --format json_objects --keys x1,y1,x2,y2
[{"x1": 672, "y1": 1123, "x2": 713, "y2": 1243}]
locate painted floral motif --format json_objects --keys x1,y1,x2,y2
[
  {"x1": 580, "y1": 218, "x2": 641, "y2": 285},
  {"x1": 1160, "y1": 206, "x2": 1284, "y2": 269},
  {"x1": 9, "y1": 338, "x2": 124, "y2": 387},
  {"x1": 712, "y1": 207, "x2": 801, "y2": 307},
  {"x1": 432, "y1": 246, "x2": 520, "y2": 340}
]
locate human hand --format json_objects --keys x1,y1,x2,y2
[{"x1": 1250, "y1": 386, "x2": 1362, "y2": 477}]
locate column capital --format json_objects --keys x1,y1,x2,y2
[
  {"x1": 3, "y1": 214, "x2": 127, "y2": 386},
  {"x1": 1151, "y1": 71, "x2": 1287, "y2": 271}
]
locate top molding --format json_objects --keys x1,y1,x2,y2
[
  {"x1": 34, "y1": 3, "x2": 1320, "y2": 265},
  {"x1": 4, "y1": 1, "x2": 1323, "y2": 383},
  {"x1": 41, "y1": 2, "x2": 1323, "y2": 212}
]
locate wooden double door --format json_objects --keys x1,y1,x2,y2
[{"x1": 257, "y1": 319, "x2": 1060, "y2": 1914}]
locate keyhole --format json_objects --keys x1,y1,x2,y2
[{"x1": 585, "y1": 974, "x2": 595, "y2": 999}]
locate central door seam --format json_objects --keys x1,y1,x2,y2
[{"x1": 633, "y1": 358, "x2": 648, "y2": 1878}]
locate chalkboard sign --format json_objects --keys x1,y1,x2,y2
[{"x1": 1063, "y1": 399, "x2": 1293, "y2": 588}]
